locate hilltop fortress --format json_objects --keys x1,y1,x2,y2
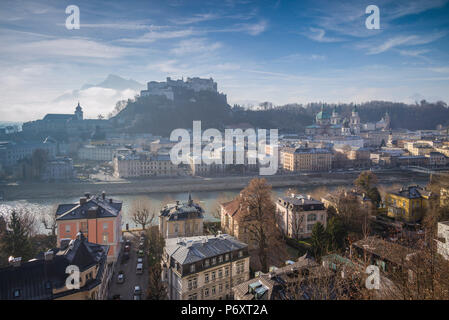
[{"x1": 140, "y1": 77, "x2": 225, "y2": 102}]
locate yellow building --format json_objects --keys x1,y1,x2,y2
[
  {"x1": 386, "y1": 185, "x2": 435, "y2": 223},
  {"x1": 283, "y1": 147, "x2": 332, "y2": 172}
]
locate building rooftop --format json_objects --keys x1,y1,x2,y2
[
  {"x1": 165, "y1": 234, "x2": 247, "y2": 265},
  {"x1": 55, "y1": 193, "x2": 122, "y2": 221},
  {"x1": 278, "y1": 194, "x2": 325, "y2": 210},
  {"x1": 0, "y1": 233, "x2": 108, "y2": 300},
  {"x1": 160, "y1": 195, "x2": 204, "y2": 221}
]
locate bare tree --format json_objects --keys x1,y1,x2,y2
[
  {"x1": 239, "y1": 178, "x2": 287, "y2": 272},
  {"x1": 129, "y1": 197, "x2": 155, "y2": 230}
]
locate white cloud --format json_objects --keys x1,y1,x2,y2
[
  {"x1": 170, "y1": 38, "x2": 222, "y2": 55},
  {"x1": 171, "y1": 13, "x2": 219, "y2": 25},
  {"x1": 363, "y1": 32, "x2": 446, "y2": 55},
  {"x1": 4, "y1": 38, "x2": 140, "y2": 59},
  {"x1": 305, "y1": 27, "x2": 344, "y2": 43},
  {"x1": 120, "y1": 28, "x2": 198, "y2": 43}
]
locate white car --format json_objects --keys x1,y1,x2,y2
[
  {"x1": 136, "y1": 263, "x2": 143, "y2": 274},
  {"x1": 134, "y1": 286, "x2": 141, "y2": 295},
  {"x1": 137, "y1": 257, "x2": 143, "y2": 264}
]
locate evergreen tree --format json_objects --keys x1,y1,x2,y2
[
  {"x1": 325, "y1": 216, "x2": 347, "y2": 252},
  {"x1": 311, "y1": 222, "x2": 327, "y2": 260},
  {"x1": 0, "y1": 211, "x2": 34, "y2": 262}
]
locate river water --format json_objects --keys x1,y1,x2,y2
[{"x1": 0, "y1": 179, "x2": 426, "y2": 234}]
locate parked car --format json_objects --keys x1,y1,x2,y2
[
  {"x1": 124, "y1": 245, "x2": 130, "y2": 252},
  {"x1": 125, "y1": 239, "x2": 131, "y2": 246},
  {"x1": 136, "y1": 263, "x2": 143, "y2": 274},
  {"x1": 137, "y1": 249, "x2": 144, "y2": 257},
  {"x1": 134, "y1": 286, "x2": 141, "y2": 295},
  {"x1": 117, "y1": 271, "x2": 125, "y2": 284},
  {"x1": 133, "y1": 294, "x2": 141, "y2": 300},
  {"x1": 140, "y1": 236, "x2": 145, "y2": 242},
  {"x1": 137, "y1": 257, "x2": 143, "y2": 264},
  {"x1": 139, "y1": 242, "x2": 144, "y2": 249}
]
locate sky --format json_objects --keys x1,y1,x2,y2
[{"x1": 1, "y1": 0, "x2": 449, "y2": 121}]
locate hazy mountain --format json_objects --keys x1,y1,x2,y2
[
  {"x1": 80, "y1": 74, "x2": 144, "y2": 91},
  {"x1": 53, "y1": 74, "x2": 144, "y2": 103}
]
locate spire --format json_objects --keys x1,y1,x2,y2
[{"x1": 188, "y1": 192, "x2": 193, "y2": 206}]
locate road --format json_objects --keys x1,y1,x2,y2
[{"x1": 108, "y1": 231, "x2": 149, "y2": 300}]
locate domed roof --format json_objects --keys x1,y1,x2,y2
[{"x1": 316, "y1": 106, "x2": 331, "y2": 120}]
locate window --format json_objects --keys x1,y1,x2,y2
[
  {"x1": 103, "y1": 223, "x2": 108, "y2": 230},
  {"x1": 204, "y1": 259, "x2": 210, "y2": 267},
  {"x1": 65, "y1": 225, "x2": 71, "y2": 233},
  {"x1": 205, "y1": 273, "x2": 209, "y2": 283},
  {"x1": 238, "y1": 251, "x2": 243, "y2": 258},
  {"x1": 212, "y1": 257, "x2": 217, "y2": 265},
  {"x1": 225, "y1": 267, "x2": 229, "y2": 277},
  {"x1": 174, "y1": 224, "x2": 179, "y2": 233},
  {"x1": 188, "y1": 293, "x2": 198, "y2": 300},
  {"x1": 219, "y1": 284, "x2": 223, "y2": 293},
  {"x1": 307, "y1": 214, "x2": 317, "y2": 222},
  {"x1": 212, "y1": 286, "x2": 216, "y2": 295},
  {"x1": 212, "y1": 271, "x2": 216, "y2": 281},
  {"x1": 237, "y1": 262, "x2": 245, "y2": 274},
  {"x1": 13, "y1": 289, "x2": 20, "y2": 298},
  {"x1": 102, "y1": 233, "x2": 108, "y2": 243},
  {"x1": 188, "y1": 278, "x2": 197, "y2": 290},
  {"x1": 190, "y1": 264, "x2": 195, "y2": 273},
  {"x1": 204, "y1": 288, "x2": 209, "y2": 297},
  {"x1": 225, "y1": 254, "x2": 229, "y2": 261},
  {"x1": 218, "y1": 255, "x2": 223, "y2": 263},
  {"x1": 218, "y1": 269, "x2": 223, "y2": 278}
]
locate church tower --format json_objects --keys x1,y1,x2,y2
[
  {"x1": 75, "y1": 102, "x2": 83, "y2": 120},
  {"x1": 350, "y1": 105, "x2": 360, "y2": 134},
  {"x1": 331, "y1": 106, "x2": 341, "y2": 125}
]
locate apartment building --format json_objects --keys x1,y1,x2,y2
[
  {"x1": 275, "y1": 194, "x2": 327, "y2": 239},
  {"x1": 283, "y1": 147, "x2": 332, "y2": 172},
  {"x1": 162, "y1": 234, "x2": 250, "y2": 300},
  {"x1": 220, "y1": 196, "x2": 259, "y2": 249},
  {"x1": 0, "y1": 232, "x2": 111, "y2": 300},
  {"x1": 55, "y1": 192, "x2": 122, "y2": 262},
  {"x1": 78, "y1": 144, "x2": 117, "y2": 161},
  {"x1": 114, "y1": 152, "x2": 180, "y2": 178},
  {"x1": 159, "y1": 195, "x2": 204, "y2": 239}
]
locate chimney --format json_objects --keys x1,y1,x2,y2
[
  {"x1": 80, "y1": 197, "x2": 87, "y2": 205},
  {"x1": 102, "y1": 191, "x2": 106, "y2": 200},
  {"x1": 8, "y1": 256, "x2": 21, "y2": 267},
  {"x1": 109, "y1": 198, "x2": 113, "y2": 204},
  {"x1": 44, "y1": 251, "x2": 54, "y2": 261},
  {"x1": 84, "y1": 192, "x2": 90, "y2": 199}
]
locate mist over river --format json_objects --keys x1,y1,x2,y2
[{"x1": 0, "y1": 178, "x2": 427, "y2": 234}]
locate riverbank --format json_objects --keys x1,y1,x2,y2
[{"x1": 0, "y1": 169, "x2": 429, "y2": 201}]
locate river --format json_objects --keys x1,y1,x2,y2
[{"x1": 0, "y1": 179, "x2": 427, "y2": 234}]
